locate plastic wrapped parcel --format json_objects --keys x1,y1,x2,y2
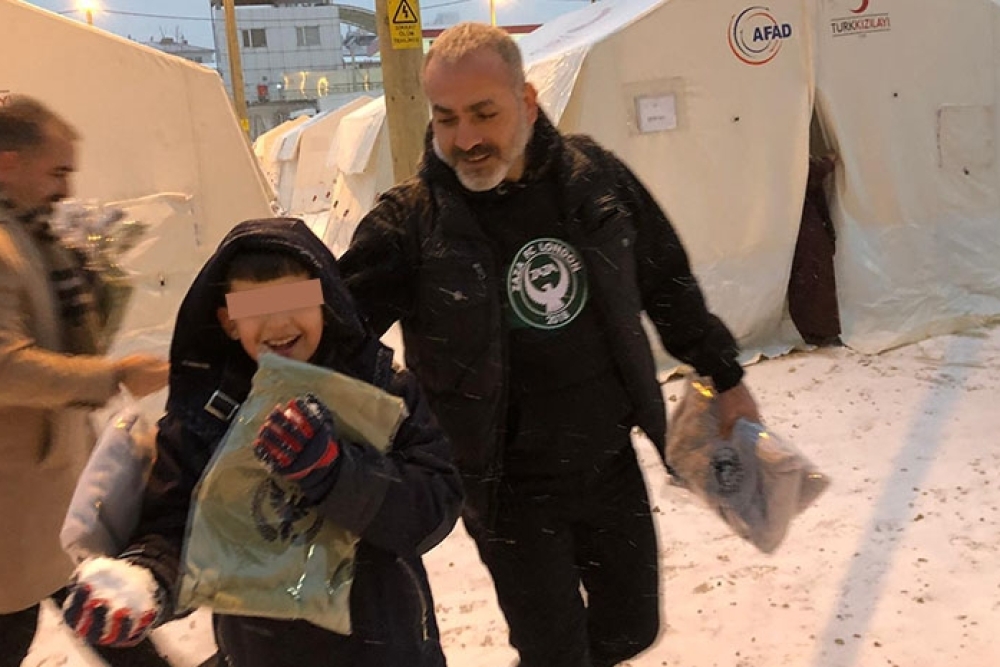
[
  {"x1": 666, "y1": 378, "x2": 830, "y2": 553},
  {"x1": 49, "y1": 199, "x2": 149, "y2": 352},
  {"x1": 178, "y1": 353, "x2": 408, "y2": 634}
]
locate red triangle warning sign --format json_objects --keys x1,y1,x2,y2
[{"x1": 392, "y1": 0, "x2": 419, "y2": 25}]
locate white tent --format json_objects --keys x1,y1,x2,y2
[
  {"x1": 288, "y1": 95, "x2": 374, "y2": 217},
  {"x1": 321, "y1": 96, "x2": 394, "y2": 255},
  {"x1": 254, "y1": 115, "x2": 311, "y2": 198},
  {"x1": 254, "y1": 94, "x2": 392, "y2": 257},
  {"x1": 0, "y1": 0, "x2": 273, "y2": 401},
  {"x1": 815, "y1": 0, "x2": 1000, "y2": 353},
  {"x1": 520, "y1": 0, "x2": 814, "y2": 361},
  {"x1": 522, "y1": 0, "x2": 1000, "y2": 358}
]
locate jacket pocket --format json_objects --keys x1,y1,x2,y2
[{"x1": 397, "y1": 556, "x2": 431, "y2": 643}]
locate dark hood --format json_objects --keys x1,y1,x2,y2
[{"x1": 167, "y1": 217, "x2": 384, "y2": 413}]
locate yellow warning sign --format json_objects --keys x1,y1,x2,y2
[{"x1": 389, "y1": 0, "x2": 422, "y2": 50}]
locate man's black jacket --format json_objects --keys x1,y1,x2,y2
[{"x1": 339, "y1": 113, "x2": 743, "y2": 527}]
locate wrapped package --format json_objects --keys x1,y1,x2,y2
[
  {"x1": 60, "y1": 404, "x2": 157, "y2": 562},
  {"x1": 177, "y1": 353, "x2": 408, "y2": 634},
  {"x1": 666, "y1": 377, "x2": 830, "y2": 553},
  {"x1": 49, "y1": 198, "x2": 149, "y2": 352}
]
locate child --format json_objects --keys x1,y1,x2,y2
[{"x1": 60, "y1": 218, "x2": 464, "y2": 667}]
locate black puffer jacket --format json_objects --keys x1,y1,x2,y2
[
  {"x1": 339, "y1": 113, "x2": 743, "y2": 528},
  {"x1": 125, "y1": 219, "x2": 463, "y2": 667}
]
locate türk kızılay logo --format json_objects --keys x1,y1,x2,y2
[
  {"x1": 830, "y1": 0, "x2": 892, "y2": 38},
  {"x1": 507, "y1": 238, "x2": 588, "y2": 330},
  {"x1": 728, "y1": 6, "x2": 794, "y2": 65}
]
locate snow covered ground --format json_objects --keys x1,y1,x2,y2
[{"x1": 25, "y1": 322, "x2": 1000, "y2": 667}]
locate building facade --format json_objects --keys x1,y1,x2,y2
[
  {"x1": 144, "y1": 35, "x2": 216, "y2": 65},
  {"x1": 210, "y1": 1, "x2": 378, "y2": 105}
]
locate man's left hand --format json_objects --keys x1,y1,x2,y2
[{"x1": 715, "y1": 382, "x2": 760, "y2": 438}]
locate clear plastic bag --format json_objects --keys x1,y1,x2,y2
[
  {"x1": 60, "y1": 403, "x2": 157, "y2": 562},
  {"x1": 666, "y1": 378, "x2": 830, "y2": 553},
  {"x1": 177, "y1": 353, "x2": 408, "y2": 634},
  {"x1": 49, "y1": 198, "x2": 150, "y2": 352}
]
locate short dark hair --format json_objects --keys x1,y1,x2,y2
[
  {"x1": 223, "y1": 249, "x2": 314, "y2": 286},
  {"x1": 0, "y1": 95, "x2": 79, "y2": 153},
  {"x1": 423, "y1": 22, "x2": 526, "y2": 90}
]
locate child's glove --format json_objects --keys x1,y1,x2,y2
[
  {"x1": 253, "y1": 394, "x2": 342, "y2": 505},
  {"x1": 62, "y1": 556, "x2": 164, "y2": 647}
]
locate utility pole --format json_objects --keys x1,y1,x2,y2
[
  {"x1": 374, "y1": 0, "x2": 428, "y2": 183},
  {"x1": 222, "y1": 0, "x2": 250, "y2": 136}
]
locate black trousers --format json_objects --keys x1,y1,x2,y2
[
  {"x1": 468, "y1": 444, "x2": 661, "y2": 667},
  {"x1": 0, "y1": 589, "x2": 170, "y2": 667}
]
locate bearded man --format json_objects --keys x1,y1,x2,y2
[{"x1": 339, "y1": 22, "x2": 760, "y2": 667}]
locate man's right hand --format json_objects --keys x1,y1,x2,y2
[{"x1": 113, "y1": 354, "x2": 169, "y2": 397}]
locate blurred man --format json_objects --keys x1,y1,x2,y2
[{"x1": 0, "y1": 95, "x2": 169, "y2": 666}]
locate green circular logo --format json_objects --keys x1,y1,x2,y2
[{"x1": 507, "y1": 238, "x2": 589, "y2": 330}]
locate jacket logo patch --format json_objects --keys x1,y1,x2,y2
[{"x1": 507, "y1": 238, "x2": 588, "y2": 330}]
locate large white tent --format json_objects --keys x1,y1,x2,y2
[
  {"x1": 252, "y1": 0, "x2": 1000, "y2": 362},
  {"x1": 0, "y1": 0, "x2": 273, "y2": 367},
  {"x1": 522, "y1": 0, "x2": 1000, "y2": 358}
]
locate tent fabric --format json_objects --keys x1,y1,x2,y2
[
  {"x1": 289, "y1": 96, "x2": 373, "y2": 214},
  {"x1": 257, "y1": 96, "x2": 392, "y2": 256},
  {"x1": 331, "y1": 96, "x2": 388, "y2": 176},
  {"x1": 815, "y1": 0, "x2": 1000, "y2": 353},
  {"x1": 254, "y1": 115, "x2": 311, "y2": 197},
  {"x1": 521, "y1": 0, "x2": 664, "y2": 124},
  {"x1": 0, "y1": 0, "x2": 273, "y2": 413}
]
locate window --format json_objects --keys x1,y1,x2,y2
[
  {"x1": 242, "y1": 28, "x2": 267, "y2": 48},
  {"x1": 296, "y1": 26, "x2": 321, "y2": 48}
]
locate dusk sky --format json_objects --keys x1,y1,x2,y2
[{"x1": 23, "y1": 1, "x2": 596, "y2": 49}]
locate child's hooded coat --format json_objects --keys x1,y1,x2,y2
[{"x1": 125, "y1": 219, "x2": 462, "y2": 667}]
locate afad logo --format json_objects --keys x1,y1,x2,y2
[{"x1": 728, "y1": 6, "x2": 794, "y2": 66}]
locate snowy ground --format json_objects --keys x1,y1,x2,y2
[{"x1": 25, "y1": 323, "x2": 1000, "y2": 667}]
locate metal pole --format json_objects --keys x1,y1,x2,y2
[
  {"x1": 490, "y1": 0, "x2": 496, "y2": 26},
  {"x1": 222, "y1": 0, "x2": 250, "y2": 136},
  {"x1": 85, "y1": 9, "x2": 93, "y2": 25}
]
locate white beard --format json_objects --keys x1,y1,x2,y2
[{"x1": 432, "y1": 118, "x2": 533, "y2": 193}]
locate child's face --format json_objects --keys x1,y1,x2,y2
[{"x1": 217, "y1": 274, "x2": 325, "y2": 363}]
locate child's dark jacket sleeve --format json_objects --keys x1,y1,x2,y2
[{"x1": 315, "y1": 368, "x2": 464, "y2": 556}]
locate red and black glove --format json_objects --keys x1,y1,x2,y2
[
  {"x1": 253, "y1": 393, "x2": 342, "y2": 505},
  {"x1": 61, "y1": 557, "x2": 164, "y2": 647}
]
